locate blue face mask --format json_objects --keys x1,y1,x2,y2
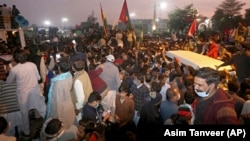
[
  {"x1": 195, "y1": 90, "x2": 208, "y2": 97},
  {"x1": 195, "y1": 87, "x2": 210, "y2": 98}
]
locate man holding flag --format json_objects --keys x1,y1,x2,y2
[{"x1": 187, "y1": 19, "x2": 197, "y2": 51}]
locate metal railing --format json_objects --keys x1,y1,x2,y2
[{"x1": 0, "y1": 16, "x2": 19, "y2": 29}]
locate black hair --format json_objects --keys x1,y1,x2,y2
[
  {"x1": 57, "y1": 57, "x2": 71, "y2": 73},
  {"x1": 0, "y1": 116, "x2": 7, "y2": 134},
  {"x1": 13, "y1": 49, "x2": 27, "y2": 64},
  {"x1": 151, "y1": 81, "x2": 161, "y2": 92},
  {"x1": 134, "y1": 72, "x2": 144, "y2": 83},
  {"x1": 88, "y1": 91, "x2": 102, "y2": 103},
  {"x1": 145, "y1": 74, "x2": 152, "y2": 83},
  {"x1": 227, "y1": 80, "x2": 240, "y2": 93},
  {"x1": 195, "y1": 67, "x2": 220, "y2": 87},
  {"x1": 44, "y1": 119, "x2": 62, "y2": 136},
  {"x1": 183, "y1": 75, "x2": 194, "y2": 87},
  {"x1": 184, "y1": 89, "x2": 196, "y2": 104},
  {"x1": 78, "y1": 118, "x2": 96, "y2": 134},
  {"x1": 118, "y1": 81, "x2": 130, "y2": 94},
  {"x1": 239, "y1": 79, "x2": 250, "y2": 92},
  {"x1": 73, "y1": 59, "x2": 85, "y2": 71}
]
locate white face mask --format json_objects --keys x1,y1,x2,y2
[
  {"x1": 195, "y1": 87, "x2": 210, "y2": 98},
  {"x1": 149, "y1": 91, "x2": 156, "y2": 98},
  {"x1": 195, "y1": 90, "x2": 208, "y2": 97},
  {"x1": 95, "y1": 103, "x2": 99, "y2": 108}
]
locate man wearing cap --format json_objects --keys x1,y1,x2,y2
[{"x1": 96, "y1": 54, "x2": 121, "y2": 116}]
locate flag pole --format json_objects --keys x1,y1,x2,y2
[
  {"x1": 100, "y1": 3, "x2": 108, "y2": 36},
  {"x1": 112, "y1": 19, "x2": 117, "y2": 30}
]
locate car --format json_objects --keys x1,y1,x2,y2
[{"x1": 166, "y1": 50, "x2": 233, "y2": 71}]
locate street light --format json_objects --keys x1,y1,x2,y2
[
  {"x1": 44, "y1": 20, "x2": 51, "y2": 37},
  {"x1": 159, "y1": 2, "x2": 167, "y2": 19},
  {"x1": 130, "y1": 12, "x2": 136, "y2": 18},
  {"x1": 44, "y1": 20, "x2": 51, "y2": 26},
  {"x1": 160, "y1": 2, "x2": 167, "y2": 9},
  {"x1": 62, "y1": 18, "x2": 68, "y2": 29}
]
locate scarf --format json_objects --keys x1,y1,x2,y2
[{"x1": 45, "y1": 72, "x2": 72, "y2": 119}]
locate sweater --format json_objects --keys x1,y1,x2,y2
[{"x1": 193, "y1": 88, "x2": 240, "y2": 124}]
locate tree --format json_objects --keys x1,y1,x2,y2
[
  {"x1": 211, "y1": 0, "x2": 245, "y2": 30},
  {"x1": 167, "y1": 4, "x2": 195, "y2": 33},
  {"x1": 245, "y1": 8, "x2": 250, "y2": 23},
  {"x1": 218, "y1": 0, "x2": 245, "y2": 16},
  {"x1": 211, "y1": 9, "x2": 228, "y2": 31}
]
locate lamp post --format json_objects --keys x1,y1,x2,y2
[
  {"x1": 159, "y1": 2, "x2": 167, "y2": 19},
  {"x1": 44, "y1": 20, "x2": 51, "y2": 26},
  {"x1": 130, "y1": 12, "x2": 136, "y2": 18},
  {"x1": 156, "y1": 1, "x2": 167, "y2": 32},
  {"x1": 62, "y1": 18, "x2": 68, "y2": 29},
  {"x1": 44, "y1": 20, "x2": 51, "y2": 37},
  {"x1": 130, "y1": 12, "x2": 136, "y2": 28}
]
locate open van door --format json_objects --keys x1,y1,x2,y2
[
  {"x1": 0, "y1": 29, "x2": 26, "y2": 48},
  {"x1": 0, "y1": 15, "x2": 26, "y2": 48}
]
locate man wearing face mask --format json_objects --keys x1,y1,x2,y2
[
  {"x1": 193, "y1": 67, "x2": 240, "y2": 124},
  {"x1": 82, "y1": 91, "x2": 111, "y2": 123}
]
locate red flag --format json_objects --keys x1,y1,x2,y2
[
  {"x1": 187, "y1": 19, "x2": 197, "y2": 37},
  {"x1": 119, "y1": 0, "x2": 131, "y2": 29},
  {"x1": 100, "y1": 3, "x2": 108, "y2": 36}
]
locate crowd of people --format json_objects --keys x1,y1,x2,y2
[{"x1": 0, "y1": 12, "x2": 250, "y2": 141}]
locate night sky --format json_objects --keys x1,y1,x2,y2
[{"x1": 2, "y1": 0, "x2": 250, "y2": 27}]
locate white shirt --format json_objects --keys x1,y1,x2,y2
[
  {"x1": 73, "y1": 79, "x2": 85, "y2": 110},
  {"x1": 160, "y1": 82, "x2": 171, "y2": 101}
]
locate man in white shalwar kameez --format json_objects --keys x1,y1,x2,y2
[
  {"x1": 71, "y1": 59, "x2": 93, "y2": 122},
  {"x1": 97, "y1": 54, "x2": 121, "y2": 115},
  {"x1": 6, "y1": 50, "x2": 46, "y2": 136},
  {"x1": 46, "y1": 57, "x2": 76, "y2": 129}
]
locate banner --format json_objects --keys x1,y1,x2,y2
[
  {"x1": 100, "y1": 3, "x2": 108, "y2": 36},
  {"x1": 119, "y1": 0, "x2": 132, "y2": 29}
]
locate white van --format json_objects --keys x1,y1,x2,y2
[{"x1": 166, "y1": 50, "x2": 233, "y2": 71}]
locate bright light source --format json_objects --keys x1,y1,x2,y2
[
  {"x1": 160, "y1": 2, "x2": 167, "y2": 9},
  {"x1": 152, "y1": 25, "x2": 156, "y2": 31},
  {"x1": 130, "y1": 12, "x2": 136, "y2": 17},
  {"x1": 44, "y1": 20, "x2": 51, "y2": 26},
  {"x1": 62, "y1": 18, "x2": 68, "y2": 22}
]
